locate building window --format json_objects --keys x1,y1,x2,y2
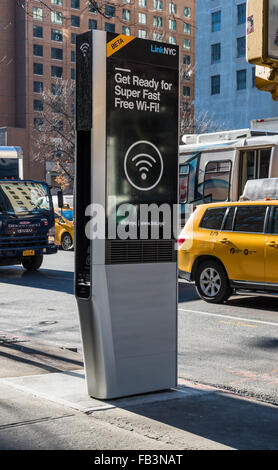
[
  {"x1": 252, "y1": 67, "x2": 256, "y2": 87},
  {"x1": 52, "y1": 100, "x2": 63, "y2": 113},
  {"x1": 51, "y1": 47, "x2": 63, "y2": 60},
  {"x1": 183, "y1": 39, "x2": 191, "y2": 50},
  {"x1": 33, "y1": 62, "x2": 43, "y2": 75},
  {"x1": 88, "y1": 19, "x2": 97, "y2": 29},
  {"x1": 33, "y1": 25, "x2": 43, "y2": 38},
  {"x1": 34, "y1": 118, "x2": 43, "y2": 130},
  {"x1": 33, "y1": 7, "x2": 43, "y2": 20},
  {"x1": 53, "y1": 120, "x2": 63, "y2": 132},
  {"x1": 169, "y1": 19, "x2": 176, "y2": 30},
  {"x1": 51, "y1": 11, "x2": 63, "y2": 24},
  {"x1": 183, "y1": 55, "x2": 190, "y2": 65},
  {"x1": 153, "y1": 0, "x2": 163, "y2": 10},
  {"x1": 34, "y1": 99, "x2": 43, "y2": 111},
  {"x1": 237, "y1": 36, "x2": 246, "y2": 57},
  {"x1": 71, "y1": 15, "x2": 80, "y2": 27},
  {"x1": 71, "y1": 0, "x2": 80, "y2": 9},
  {"x1": 33, "y1": 44, "x2": 43, "y2": 57},
  {"x1": 122, "y1": 26, "x2": 131, "y2": 35},
  {"x1": 153, "y1": 32, "x2": 163, "y2": 41},
  {"x1": 33, "y1": 81, "x2": 44, "y2": 93},
  {"x1": 122, "y1": 9, "x2": 131, "y2": 21},
  {"x1": 153, "y1": 16, "x2": 163, "y2": 28},
  {"x1": 237, "y1": 3, "x2": 246, "y2": 25},
  {"x1": 89, "y1": 4, "x2": 96, "y2": 13},
  {"x1": 184, "y1": 6, "x2": 191, "y2": 17},
  {"x1": 212, "y1": 11, "x2": 221, "y2": 32},
  {"x1": 183, "y1": 22, "x2": 191, "y2": 34},
  {"x1": 51, "y1": 83, "x2": 63, "y2": 95},
  {"x1": 71, "y1": 68, "x2": 76, "y2": 80},
  {"x1": 183, "y1": 70, "x2": 190, "y2": 81},
  {"x1": 105, "y1": 23, "x2": 115, "y2": 32},
  {"x1": 138, "y1": 29, "x2": 147, "y2": 38},
  {"x1": 51, "y1": 29, "x2": 63, "y2": 41},
  {"x1": 51, "y1": 0, "x2": 63, "y2": 5},
  {"x1": 71, "y1": 33, "x2": 76, "y2": 44},
  {"x1": 169, "y1": 36, "x2": 176, "y2": 45},
  {"x1": 71, "y1": 50, "x2": 76, "y2": 62},
  {"x1": 183, "y1": 86, "x2": 190, "y2": 97},
  {"x1": 211, "y1": 75, "x2": 220, "y2": 95},
  {"x1": 169, "y1": 3, "x2": 177, "y2": 14},
  {"x1": 105, "y1": 5, "x2": 116, "y2": 17},
  {"x1": 138, "y1": 0, "x2": 146, "y2": 7},
  {"x1": 139, "y1": 12, "x2": 146, "y2": 24},
  {"x1": 211, "y1": 43, "x2": 221, "y2": 63},
  {"x1": 237, "y1": 69, "x2": 247, "y2": 90},
  {"x1": 51, "y1": 65, "x2": 63, "y2": 78}
]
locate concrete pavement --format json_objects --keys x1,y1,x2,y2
[{"x1": 1, "y1": 331, "x2": 278, "y2": 451}]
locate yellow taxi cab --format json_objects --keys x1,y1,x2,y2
[
  {"x1": 178, "y1": 199, "x2": 278, "y2": 303},
  {"x1": 54, "y1": 209, "x2": 74, "y2": 251}
]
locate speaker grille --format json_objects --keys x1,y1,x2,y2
[{"x1": 105, "y1": 240, "x2": 177, "y2": 264}]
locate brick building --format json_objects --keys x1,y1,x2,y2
[{"x1": 0, "y1": 0, "x2": 195, "y2": 182}]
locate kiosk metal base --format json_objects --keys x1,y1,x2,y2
[{"x1": 77, "y1": 262, "x2": 177, "y2": 399}]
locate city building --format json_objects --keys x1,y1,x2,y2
[
  {"x1": 194, "y1": 0, "x2": 278, "y2": 132},
  {"x1": 0, "y1": 0, "x2": 195, "y2": 184}
]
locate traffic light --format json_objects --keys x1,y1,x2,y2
[
  {"x1": 255, "y1": 65, "x2": 278, "y2": 100},
  {"x1": 246, "y1": 0, "x2": 278, "y2": 98}
]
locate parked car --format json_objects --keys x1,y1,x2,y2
[
  {"x1": 179, "y1": 199, "x2": 278, "y2": 303},
  {"x1": 55, "y1": 210, "x2": 74, "y2": 251},
  {"x1": 56, "y1": 207, "x2": 73, "y2": 222}
]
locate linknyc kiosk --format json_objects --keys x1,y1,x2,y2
[{"x1": 75, "y1": 30, "x2": 179, "y2": 399}]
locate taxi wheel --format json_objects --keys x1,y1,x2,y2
[
  {"x1": 61, "y1": 232, "x2": 73, "y2": 251},
  {"x1": 195, "y1": 260, "x2": 232, "y2": 304},
  {"x1": 22, "y1": 255, "x2": 43, "y2": 271}
]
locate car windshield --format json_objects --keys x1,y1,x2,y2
[
  {"x1": 58, "y1": 209, "x2": 73, "y2": 221},
  {"x1": 0, "y1": 181, "x2": 51, "y2": 216}
]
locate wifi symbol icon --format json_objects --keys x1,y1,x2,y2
[
  {"x1": 132, "y1": 154, "x2": 156, "y2": 181},
  {"x1": 124, "y1": 141, "x2": 164, "y2": 192},
  {"x1": 80, "y1": 42, "x2": 90, "y2": 57}
]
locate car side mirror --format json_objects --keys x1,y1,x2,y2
[{"x1": 57, "y1": 189, "x2": 64, "y2": 209}]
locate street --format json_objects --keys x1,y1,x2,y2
[
  {"x1": 1, "y1": 250, "x2": 278, "y2": 406},
  {"x1": 179, "y1": 282, "x2": 278, "y2": 404}
]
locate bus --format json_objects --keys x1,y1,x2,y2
[{"x1": 179, "y1": 128, "x2": 278, "y2": 225}]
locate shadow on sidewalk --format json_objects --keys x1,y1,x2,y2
[
  {"x1": 0, "y1": 266, "x2": 74, "y2": 294},
  {"x1": 102, "y1": 385, "x2": 278, "y2": 450},
  {"x1": 0, "y1": 333, "x2": 83, "y2": 377}
]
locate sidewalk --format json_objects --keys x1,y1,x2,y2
[{"x1": 1, "y1": 331, "x2": 278, "y2": 450}]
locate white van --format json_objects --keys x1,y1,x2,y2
[{"x1": 52, "y1": 194, "x2": 73, "y2": 209}]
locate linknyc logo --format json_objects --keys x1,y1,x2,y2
[{"x1": 150, "y1": 44, "x2": 177, "y2": 56}]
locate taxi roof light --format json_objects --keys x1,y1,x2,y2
[{"x1": 240, "y1": 178, "x2": 278, "y2": 201}]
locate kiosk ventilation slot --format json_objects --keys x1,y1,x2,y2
[{"x1": 105, "y1": 240, "x2": 176, "y2": 264}]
